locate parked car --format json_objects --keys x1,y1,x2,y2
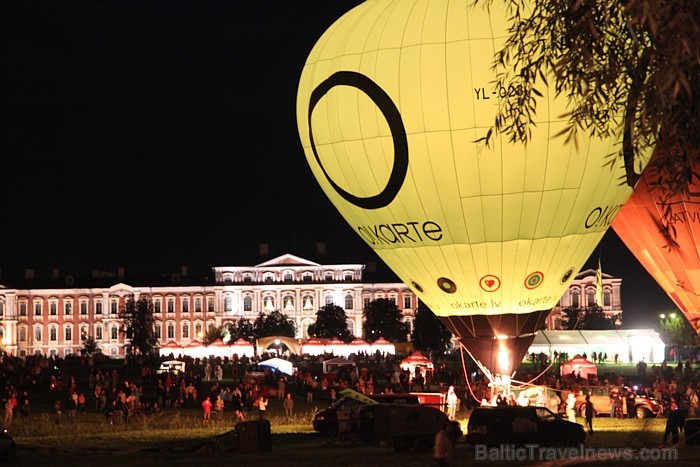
[
  {"x1": 0, "y1": 429, "x2": 17, "y2": 463},
  {"x1": 312, "y1": 391, "x2": 441, "y2": 435},
  {"x1": 358, "y1": 404, "x2": 462, "y2": 452},
  {"x1": 574, "y1": 385, "x2": 663, "y2": 419},
  {"x1": 465, "y1": 405, "x2": 585, "y2": 447}
]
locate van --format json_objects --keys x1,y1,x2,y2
[
  {"x1": 465, "y1": 406, "x2": 585, "y2": 447},
  {"x1": 358, "y1": 404, "x2": 462, "y2": 452}
]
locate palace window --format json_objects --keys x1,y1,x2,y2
[{"x1": 344, "y1": 293, "x2": 354, "y2": 310}]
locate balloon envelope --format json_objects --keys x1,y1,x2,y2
[
  {"x1": 297, "y1": 0, "x2": 650, "y2": 376},
  {"x1": 612, "y1": 154, "x2": 700, "y2": 333}
]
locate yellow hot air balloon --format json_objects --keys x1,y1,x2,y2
[{"x1": 296, "y1": 0, "x2": 650, "y2": 382}]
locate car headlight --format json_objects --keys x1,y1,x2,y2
[{"x1": 315, "y1": 415, "x2": 324, "y2": 421}]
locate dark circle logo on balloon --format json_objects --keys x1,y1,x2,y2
[
  {"x1": 437, "y1": 277, "x2": 457, "y2": 294},
  {"x1": 524, "y1": 271, "x2": 544, "y2": 290},
  {"x1": 479, "y1": 275, "x2": 501, "y2": 292},
  {"x1": 307, "y1": 71, "x2": 409, "y2": 210},
  {"x1": 561, "y1": 269, "x2": 573, "y2": 283},
  {"x1": 411, "y1": 281, "x2": 424, "y2": 293}
]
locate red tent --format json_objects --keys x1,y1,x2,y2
[
  {"x1": 400, "y1": 351, "x2": 434, "y2": 380},
  {"x1": 560, "y1": 355, "x2": 597, "y2": 380}
]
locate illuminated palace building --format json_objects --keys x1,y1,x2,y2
[{"x1": 0, "y1": 249, "x2": 621, "y2": 358}]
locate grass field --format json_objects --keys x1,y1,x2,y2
[{"x1": 7, "y1": 396, "x2": 700, "y2": 467}]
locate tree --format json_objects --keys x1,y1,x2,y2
[
  {"x1": 308, "y1": 304, "x2": 354, "y2": 342},
  {"x1": 119, "y1": 296, "x2": 158, "y2": 356},
  {"x1": 253, "y1": 310, "x2": 296, "y2": 338},
  {"x1": 363, "y1": 298, "x2": 409, "y2": 343},
  {"x1": 561, "y1": 306, "x2": 619, "y2": 330},
  {"x1": 411, "y1": 301, "x2": 454, "y2": 356},
  {"x1": 202, "y1": 324, "x2": 224, "y2": 345},
  {"x1": 224, "y1": 318, "x2": 256, "y2": 343},
  {"x1": 80, "y1": 335, "x2": 98, "y2": 356},
  {"x1": 659, "y1": 311, "x2": 695, "y2": 346},
  {"x1": 475, "y1": 0, "x2": 700, "y2": 199}
]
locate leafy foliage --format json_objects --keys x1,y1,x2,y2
[
  {"x1": 561, "y1": 306, "x2": 620, "y2": 330},
  {"x1": 362, "y1": 298, "x2": 409, "y2": 343},
  {"x1": 253, "y1": 310, "x2": 296, "y2": 338},
  {"x1": 473, "y1": 0, "x2": 700, "y2": 195},
  {"x1": 202, "y1": 324, "x2": 224, "y2": 345},
  {"x1": 80, "y1": 335, "x2": 98, "y2": 356},
  {"x1": 659, "y1": 312, "x2": 695, "y2": 345},
  {"x1": 308, "y1": 304, "x2": 354, "y2": 342},
  {"x1": 224, "y1": 318, "x2": 256, "y2": 343},
  {"x1": 411, "y1": 301, "x2": 454, "y2": 355},
  {"x1": 119, "y1": 296, "x2": 158, "y2": 356}
]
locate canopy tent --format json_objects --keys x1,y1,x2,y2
[
  {"x1": 205, "y1": 339, "x2": 230, "y2": 358},
  {"x1": 324, "y1": 337, "x2": 348, "y2": 357},
  {"x1": 528, "y1": 329, "x2": 665, "y2": 364},
  {"x1": 301, "y1": 338, "x2": 326, "y2": 356},
  {"x1": 371, "y1": 337, "x2": 396, "y2": 355},
  {"x1": 182, "y1": 340, "x2": 205, "y2": 359},
  {"x1": 322, "y1": 357, "x2": 357, "y2": 375},
  {"x1": 400, "y1": 351, "x2": 434, "y2": 380},
  {"x1": 157, "y1": 359, "x2": 186, "y2": 374},
  {"x1": 159, "y1": 341, "x2": 183, "y2": 357},
  {"x1": 560, "y1": 355, "x2": 597, "y2": 380},
  {"x1": 231, "y1": 338, "x2": 255, "y2": 358},
  {"x1": 259, "y1": 357, "x2": 295, "y2": 376},
  {"x1": 347, "y1": 338, "x2": 371, "y2": 355}
]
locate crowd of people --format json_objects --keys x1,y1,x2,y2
[
  {"x1": 3, "y1": 347, "x2": 700, "y2": 442},
  {"x1": 0, "y1": 349, "x2": 468, "y2": 431}
]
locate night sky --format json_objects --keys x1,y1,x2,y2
[{"x1": 1, "y1": 0, "x2": 676, "y2": 328}]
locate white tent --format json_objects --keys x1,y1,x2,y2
[
  {"x1": 371, "y1": 337, "x2": 396, "y2": 355},
  {"x1": 231, "y1": 338, "x2": 255, "y2": 358},
  {"x1": 322, "y1": 357, "x2": 357, "y2": 375},
  {"x1": 259, "y1": 357, "x2": 295, "y2": 375},
  {"x1": 301, "y1": 338, "x2": 326, "y2": 356},
  {"x1": 528, "y1": 329, "x2": 665, "y2": 363}
]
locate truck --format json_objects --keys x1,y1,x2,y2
[{"x1": 357, "y1": 403, "x2": 462, "y2": 452}]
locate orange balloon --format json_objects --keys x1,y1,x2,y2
[{"x1": 612, "y1": 153, "x2": 700, "y2": 333}]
